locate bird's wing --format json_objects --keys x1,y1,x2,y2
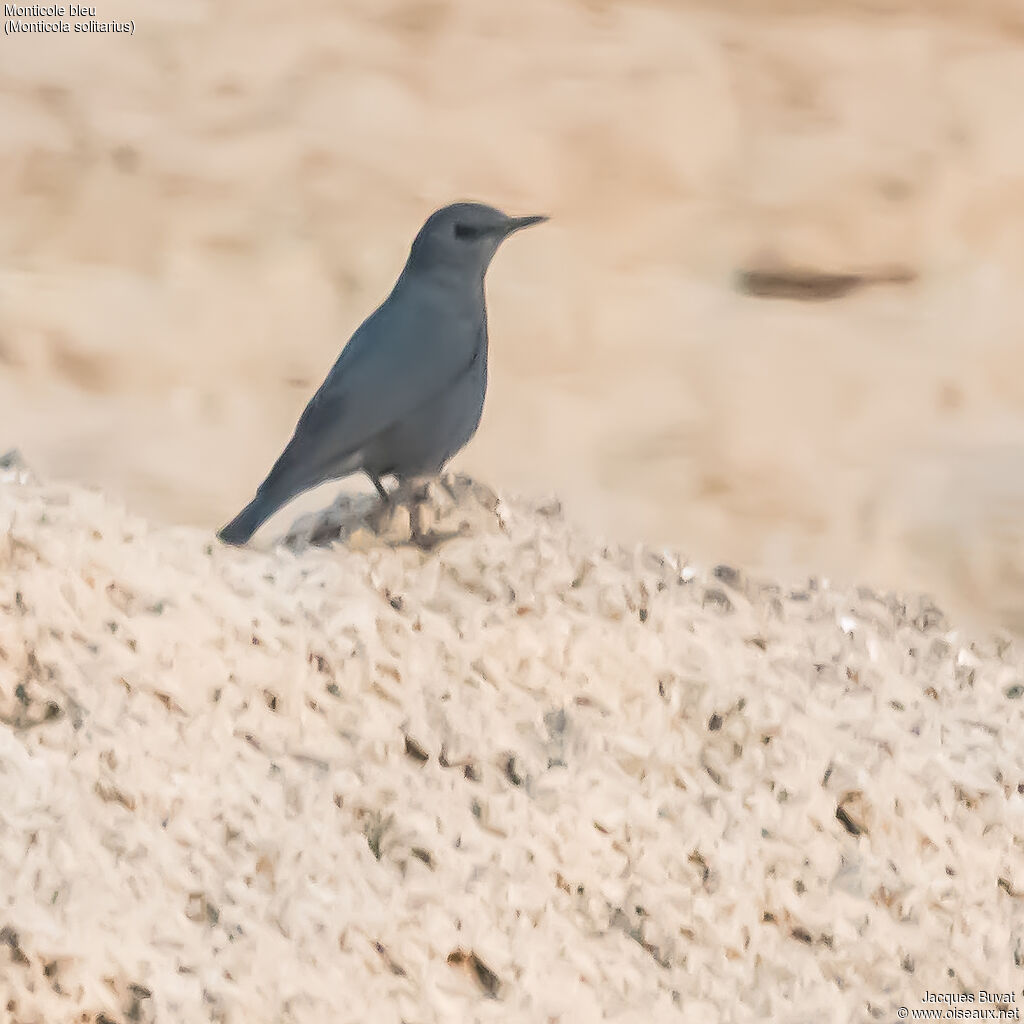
[{"x1": 256, "y1": 284, "x2": 484, "y2": 499}]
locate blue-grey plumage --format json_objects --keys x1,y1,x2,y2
[{"x1": 217, "y1": 202, "x2": 546, "y2": 546}]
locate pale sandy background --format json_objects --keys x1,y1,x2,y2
[{"x1": 3, "y1": 0, "x2": 1024, "y2": 629}]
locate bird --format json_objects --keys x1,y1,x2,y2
[{"x1": 217, "y1": 201, "x2": 547, "y2": 546}]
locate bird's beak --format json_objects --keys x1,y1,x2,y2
[{"x1": 503, "y1": 214, "x2": 548, "y2": 235}]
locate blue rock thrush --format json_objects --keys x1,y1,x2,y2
[{"x1": 217, "y1": 202, "x2": 546, "y2": 545}]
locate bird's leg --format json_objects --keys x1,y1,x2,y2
[{"x1": 366, "y1": 470, "x2": 390, "y2": 503}]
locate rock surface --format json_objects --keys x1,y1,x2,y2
[{"x1": 1, "y1": 467, "x2": 1022, "y2": 1022}]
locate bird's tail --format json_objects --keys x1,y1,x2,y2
[{"x1": 217, "y1": 494, "x2": 280, "y2": 546}]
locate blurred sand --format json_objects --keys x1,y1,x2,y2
[{"x1": 3, "y1": 0, "x2": 1024, "y2": 628}]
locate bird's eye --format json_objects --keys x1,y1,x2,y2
[{"x1": 454, "y1": 223, "x2": 480, "y2": 240}]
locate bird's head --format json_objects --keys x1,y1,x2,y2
[{"x1": 405, "y1": 202, "x2": 547, "y2": 278}]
